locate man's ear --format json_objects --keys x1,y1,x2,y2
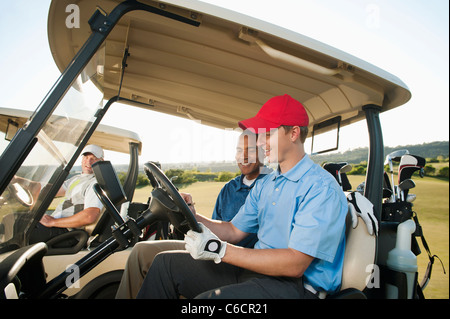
[{"x1": 290, "y1": 126, "x2": 301, "y2": 142}]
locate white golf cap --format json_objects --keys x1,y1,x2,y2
[{"x1": 82, "y1": 144, "x2": 104, "y2": 159}]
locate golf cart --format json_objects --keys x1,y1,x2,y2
[{"x1": 0, "y1": 0, "x2": 434, "y2": 299}]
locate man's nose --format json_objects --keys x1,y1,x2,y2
[
  {"x1": 235, "y1": 152, "x2": 245, "y2": 163},
  {"x1": 256, "y1": 135, "x2": 266, "y2": 148},
  {"x1": 84, "y1": 157, "x2": 95, "y2": 165}
]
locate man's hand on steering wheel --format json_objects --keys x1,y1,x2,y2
[
  {"x1": 180, "y1": 192, "x2": 196, "y2": 215},
  {"x1": 144, "y1": 161, "x2": 202, "y2": 234}
]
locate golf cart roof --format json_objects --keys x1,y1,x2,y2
[
  {"x1": 48, "y1": 0, "x2": 411, "y2": 131},
  {"x1": 0, "y1": 107, "x2": 142, "y2": 155}
]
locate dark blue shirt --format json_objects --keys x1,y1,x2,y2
[{"x1": 212, "y1": 171, "x2": 269, "y2": 248}]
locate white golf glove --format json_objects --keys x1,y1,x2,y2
[
  {"x1": 184, "y1": 223, "x2": 227, "y2": 264},
  {"x1": 347, "y1": 192, "x2": 379, "y2": 236}
]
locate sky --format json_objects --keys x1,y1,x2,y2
[{"x1": 0, "y1": 0, "x2": 448, "y2": 164}]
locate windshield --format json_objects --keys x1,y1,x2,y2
[{"x1": 0, "y1": 48, "x2": 105, "y2": 252}]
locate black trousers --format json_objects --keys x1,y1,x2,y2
[
  {"x1": 29, "y1": 223, "x2": 76, "y2": 247},
  {"x1": 136, "y1": 251, "x2": 318, "y2": 299}
]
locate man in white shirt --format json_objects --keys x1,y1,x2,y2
[{"x1": 29, "y1": 145, "x2": 104, "y2": 246}]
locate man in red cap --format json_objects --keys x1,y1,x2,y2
[
  {"x1": 137, "y1": 95, "x2": 348, "y2": 299},
  {"x1": 238, "y1": 94, "x2": 310, "y2": 166}
]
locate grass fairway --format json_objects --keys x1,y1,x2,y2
[
  {"x1": 133, "y1": 181, "x2": 226, "y2": 219},
  {"x1": 134, "y1": 176, "x2": 448, "y2": 299},
  {"x1": 179, "y1": 181, "x2": 227, "y2": 219},
  {"x1": 407, "y1": 177, "x2": 448, "y2": 299}
]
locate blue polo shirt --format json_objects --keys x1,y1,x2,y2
[
  {"x1": 212, "y1": 170, "x2": 270, "y2": 248},
  {"x1": 231, "y1": 155, "x2": 348, "y2": 293}
]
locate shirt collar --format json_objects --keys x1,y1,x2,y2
[
  {"x1": 236, "y1": 174, "x2": 248, "y2": 190},
  {"x1": 272, "y1": 154, "x2": 313, "y2": 182},
  {"x1": 79, "y1": 173, "x2": 95, "y2": 180},
  {"x1": 236, "y1": 171, "x2": 267, "y2": 190}
]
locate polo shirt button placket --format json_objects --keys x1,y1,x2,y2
[{"x1": 272, "y1": 185, "x2": 280, "y2": 206}]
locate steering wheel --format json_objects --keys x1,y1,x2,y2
[
  {"x1": 7, "y1": 182, "x2": 34, "y2": 207},
  {"x1": 143, "y1": 162, "x2": 202, "y2": 234}
]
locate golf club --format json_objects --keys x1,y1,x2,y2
[
  {"x1": 398, "y1": 178, "x2": 416, "y2": 201},
  {"x1": 406, "y1": 194, "x2": 416, "y2": 203},
  {"x1": 384, "y1": 149, "x2": 409, "y2": 201},
  {"x1": 338, "y1": 163, "x2": 352, "y2": 190}
]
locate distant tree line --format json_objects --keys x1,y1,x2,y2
[
  {"x1": 117, "y1": 157, "x2": 447, "y2": 188},
  {"x1": 113, "y1": 141, "x2": 448, "y2": 186},
  {"x1": 311, "y1": 141, "x2": 448, "y2": 165},
  {"x1": 118, "y1": 169, "x2": 240, "y2": 188},
  {"x1": 340, "y1": 160, "x2": 448, "y2": 179}
]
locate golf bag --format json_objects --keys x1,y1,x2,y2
[{"x1": 381, "y1": 153, "x2": 445, "y2": 298}]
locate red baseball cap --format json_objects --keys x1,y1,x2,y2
[{"x1": 238, "y1": 94, "x2": 309, "y2": 133}]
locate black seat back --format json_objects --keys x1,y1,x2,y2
[
  {"x1": 90, "y1": 161, "x2": 127, "y2": 243},
  {"x1": 92, "y1": 161, "x2": 127, "y2": 207}
]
